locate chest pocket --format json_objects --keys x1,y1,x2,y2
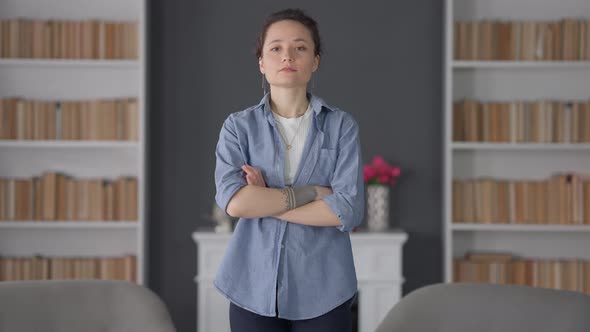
[{"x1": 308, "y1": 148, "x2": 338, "y2": 186}]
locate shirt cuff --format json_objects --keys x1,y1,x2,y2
[{"x1": 322, "y1": 193, "x2": 354, "y2": 232}]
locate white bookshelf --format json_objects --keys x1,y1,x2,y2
[
  {"x1": 444, "y1": 0, "x2": 590, "y2": 282},
  {"x1": 0, "y1": 0, "x2": 147, "y2": 285},
  {"x1": 452, "y1": 223, "x2": 590, "y2": 232},
  {"x1": 453, "y1": 60, "x2": 590, "y2": 69},
  {"x1": 0, "y1": 58, "x2": 140, "y2": 68},
  {"x1": 0, "y1": 222, "x2": 139, "y2": 230},
  {"x1": 0, "y1": 141, "x2": 140, "y2": 148},
  {"x1": 452, "y1": 143, "x2": 590, "y2": 150}
]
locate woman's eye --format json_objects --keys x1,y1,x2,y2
[
  {"x1": 296, "y1": 46, "x2": 307, "y2": 51},
  {"x1": 270, "y1": 47, "x2": 279, "y2": 51}
]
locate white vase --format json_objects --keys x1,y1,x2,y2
[{"x1": 366, "y1": 184, "x2": 390, "y2": 232}]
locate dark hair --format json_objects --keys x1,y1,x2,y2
[{"x1": 255, "y1": 8, "x2": 322, "y2": 59}]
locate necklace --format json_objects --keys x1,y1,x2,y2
[{"x1": 273, "y1": 107, "x2": 307, "y2": 150}]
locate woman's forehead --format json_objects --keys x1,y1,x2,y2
[{"x1": 265, "y1": 20, "x2": 312, "y2": 42}]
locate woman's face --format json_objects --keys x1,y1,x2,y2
[{"x1": 259, "y1": 20, "x2": 320, "y2": 90}]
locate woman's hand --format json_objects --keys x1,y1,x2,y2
[{"x1": 242, "y1": 165, "x2": 267, "y2": 187}]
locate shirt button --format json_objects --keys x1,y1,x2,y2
[{"x1": 281, "y1": 244, "x2": 285, "y2": 249}]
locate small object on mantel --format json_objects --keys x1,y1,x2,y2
[
  {"x1": 211, "y1": 203, "x2": 237, "y2": 233},
  {"x1": 353, "y1": 224, "x2": 402, "y2": 233}
]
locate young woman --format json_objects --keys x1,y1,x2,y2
[{"x1": 213, "y1": 8, "x2": 365, "y2": 332}]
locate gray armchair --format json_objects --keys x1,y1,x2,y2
[
  {"x1": 376, "y1": 283, "x2": 590, "y2": 332},
  {"x1": 0, "y1": 280, "x2": 176, "y2": 332}
]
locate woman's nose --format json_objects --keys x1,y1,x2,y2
[{"x1": 282, "y1": 50, "x2": 294, "y2": 62}]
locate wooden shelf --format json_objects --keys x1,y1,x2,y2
[
  {"x1": 0, "y1": 58, "x2": 139, "y2": 68},
  {"x1": 453, "y1": 60, "x2": 590, "y2": 69},
  {"x1": 0, "y1": 221, "x2": 138, "y2": 229},
  {"x1": 452, "y1": 143, "x2": 590, "y2": 151},
  {"x1": 452, "y1": 223, "x2": 590, "y2": 232},
  {"x1": 0, "y1": 140, "x2": 139, "y2": 148}
]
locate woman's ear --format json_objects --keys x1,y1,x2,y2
[
  {"x1": 259, "y1": 57, "x2": 264, "y2": 74},
  {"x1": 312, "y1": 55, "x2": 320, "y2": 72}
]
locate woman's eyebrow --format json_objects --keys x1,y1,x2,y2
[{"x1": 268, "y1": 38, "x2": 309, "y2": 44}]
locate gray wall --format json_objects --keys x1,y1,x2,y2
[{"x1": 148, "y1": 1, "x2": 444, "y2": 331}]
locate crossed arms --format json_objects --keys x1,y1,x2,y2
[
  {"x1": 214, "y1": 114, "x2": 364, "y2": 232},
  {"x1": 225, "y1": 166, "x2": 341, "y2": 227}
]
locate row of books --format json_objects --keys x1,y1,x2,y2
[
  {"x1": 453, "y1": 174, "x2": 590, "y2": 225},
  {"x1": 0, "y1": 98, "x2": 139, "y2": 141},
  {"x1": 0, "y1": 172, "x2": 138, "y2": 221},
  {"x1": 0, "y1": 255, "x2": 136, "y2": 282},
  {"x1": 453, "y1": 99, "x2": 590, "y2": 143},
  {"x1": 454, "y1": 18, "x2": 590, "y2": 61},
  {"x1": 454, "y1": 252, "x2": 590, "y2": 295},
  {"x1": 0, "y1": 19, "x2": 138, "y2": 59}
]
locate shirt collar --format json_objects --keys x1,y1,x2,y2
[{"x1": 258, "y1": 92, "x2": 334, "y2": 125}]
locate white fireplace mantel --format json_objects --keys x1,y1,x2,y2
[{"x1": 192, "y1": 230, "x2": 408, "y2": 332}]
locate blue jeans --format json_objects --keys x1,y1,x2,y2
[{"x1": 229, "y1": 294, "x2": 356, "y2": 332}]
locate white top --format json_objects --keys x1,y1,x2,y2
[{"x1": 271, "y1": 103, "x2": 313, "y2": 186}]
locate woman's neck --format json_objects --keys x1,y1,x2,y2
[{"x1": 269, "y1": 87, "x2": 309, "y2": 118}]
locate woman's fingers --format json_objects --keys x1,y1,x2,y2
[
  {"x1": 243, "y1": 165, "x2": 257, "y2": 176},
  {"x1": 242, "y1": 165, "x2": 266, "y2": 187},
  {"x1": 243, "y1": 167, "x2": 255, "y2": 178},
  {"x1": 246, "y1": 175, "x2": 253, "y2": 185},
  {"x1": 243, "y1": 165, "x2": 258, "y2": 177},
  {"x1": 244, "y1": 169, "x2": 258, "y2": 185}
]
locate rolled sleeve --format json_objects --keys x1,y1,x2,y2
[
  {"x1": 322, "y1": 115, "x2": 365, "y2": 232},
  {"x1": 214, "y1": 115, "x2": 247, "y2": 216}
]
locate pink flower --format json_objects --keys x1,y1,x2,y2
[
  {"x1": 372, "y1": 156, "x2": 388, "y2": 172},
  {"x1": 363, "y1": 155, "x2": 402, "y2": 185},
  {"x1": 378, "y1": 175, "x2": 390, "y2": 184},
  {"x1": 364, "y1": 166, "x2": 377, "y2": 178},
  {"x1": 363, "y1": 166, "x2": 374, "y2": 182}
]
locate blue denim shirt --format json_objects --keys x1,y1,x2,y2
[{"x1": 213, "y1": 92, "x2": 365, "y2": 319}]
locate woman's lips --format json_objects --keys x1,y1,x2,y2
[{"x1": 280, "y1": 68, "x2": 297, "y2": 72}]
